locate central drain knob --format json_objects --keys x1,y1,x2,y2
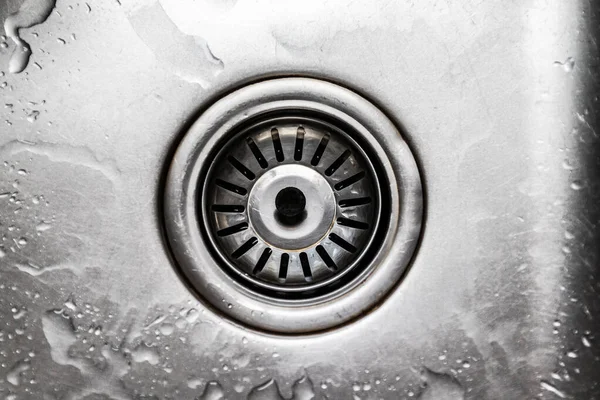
[
  {"x1": 275, "y1": 187, "x2": 306, "y2": 223},
  {"x1": 246, "y1": 164, "x2": 336, "y2": 251}
]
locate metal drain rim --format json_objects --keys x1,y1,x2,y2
[{"x1": 164, "y1": 78, "x2": 423, "y2": 333}]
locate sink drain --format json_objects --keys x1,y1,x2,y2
[
  {"x1": 164, "y1": 78, "x2": 423, "y2": 333},
  {"x1": 204, "y1": 116, "x2": 381, "y2": 295}
]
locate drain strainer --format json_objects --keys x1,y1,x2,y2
[
  {"x1": 164, "y1": 78, "x2": 423, "y2": 333},
  {"x1": 204, "y1": 117, "x2": 381, "y2": 294}
]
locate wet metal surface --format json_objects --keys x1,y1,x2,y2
[{"x1": 0, "y1": 0, "x2": 599, "y2": 399}]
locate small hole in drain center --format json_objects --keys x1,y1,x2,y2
[{"x1": 275, "y1": 186, "x2": 307, "y2": 226}]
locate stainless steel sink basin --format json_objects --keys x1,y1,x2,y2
[{"x1": 0, "y1": 0, "x2": 598, "y2": 399}]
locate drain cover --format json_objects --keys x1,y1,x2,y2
[
  {"x1": 204, "y1": 117, "x2": 381, "y2": 294},
  {"x1": 164, "y1": 78, "x2": 423, "y2": 333}
]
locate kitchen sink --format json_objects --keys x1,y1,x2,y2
[{"x1": 0, "y1": 0, "x2": 598, "y2": 399}]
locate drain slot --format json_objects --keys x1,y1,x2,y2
[
  {"x1": 334, "y1": 171, "x2": 366, "y2": 191},
  {"x1": 215, "y1": 179, "x2": 247, "y2": 196},
  {"x1": 279, "y1": 253, "x2": 290, "y2": 281},
  {"x1": 316, "y1": 245, "x2": 337, "y2": 271},
  {"x1": 232, "y1": 237, "x2": 258, "y2": 258},
  {"x1": 325, "y1": 149, "x2": 351, "y2": 176},
  {"x1": 217, "y1": 222, "x2": 248, "y2": 237},
  {"x1": 271, "y1": 128, "x2": 285, "y2": 162},
  {"x1": 329, "y1": 233, "x2": 357, "y2": 253},
  {"x1": 339, "y1": 197, "x2": 372, "y2": 208},
  {"x1": 246, "y1": 138, "x2": 269, "y2": 169},
  {"x1": 211, "y1": 204, "x2": 245, "y2": 213},
  {"x1": 294, "y1": 126, "x2": 305, "y2": 161},
  {"x1": 310, "y1": 133, "x2": 330, "y2": 166},
  {"x1": 253, "y1": 248, "x2": 272, "y2": 274},
  {"x1": 228, "y1": 156, "x2": 256, "y2": 180},
  {"x1": 300, "y1": 252, "x2": 312, "y2": 282},
  {"x1": 337, "y1": 217, "x2": 369, "y2": 230}
]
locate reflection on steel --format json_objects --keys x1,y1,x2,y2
[{"x1": 0, "y1": 0, "x2": 598, "y2": 398}]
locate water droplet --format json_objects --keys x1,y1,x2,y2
[
  {"x1": 570, "y1": 181, "x2": 583, "y2": 190},
  {"x1": 247, "y1": 379, "x2": 284, "y2": 400},
  {"x1": 582, "y1": 336, "x2": 591, "y2": 347},
  {"x1": 13, "y1": 308, "x2": 27, "y2": 320},
  {"x1": 131, "y1": 343, "x2": 160, "y2": 365},
  {"x1": 291, "y1": 375, "x2": 315, "y2": 400},
  {"x1": 126, "y1": 1, "x2": 223, "y2": 88},
  {"x1": 242, "y1": 337, "x2": 248, "y2": 345},
  {"x1": 540, "y1": 380, "x2": 566, "y2": 398},
  {"x1": 235, "y1": 383, "x2": 245, "y2": 393},
  {"x1": 159, "y1": 323, "x2": 174, "y2": 336},
  {"x1": 551, "y1": 372, "x2": 562, "y2": 381},
  {"x1": 554, "y1": 57, "x2": 575, "y2": 73},
  {"x1": 27, "y1": 110, "x2": 40, "y2": 122},
  {"x1": 363, "y1": 383, "x2": 371, "y2": 391},
  {"x1": 199, "y1": 381, "x2": 225, "y2": 400},
  {"x1": 352, "y1": 383, "x2": 361, "y2": 392},
  {"x1": 566, "y1": 350, "x2": 577, "y2": 358},
  {"x1": 56, "y1": 38, "x2": 66, "y2": 45},
  {"x1": 36, "y1": 221, "x2": 52, "y2": 232},
  {"x1": 417, "y1": 368, "x2": 464, "y2": 400},
  {"x1": 553, "y1": 320, "x2": 561, "y2": 327},
  {"x1": 7, "y1": 46, "x2": 31, "y2": 74},
  {"x1": 17, "y1": 237, "x2": 27, "y2": 245},
  {"x1": 187, "y1": 377, "x2": 203, "y2": 389},
  {"x1": 562, "y1": 159, "x2": 574, "y2": 170},
  {"x1": 146, "y1": 314, "x2": 166, "y2": 329},
  {"x1": 0, "y1": 247, "x2": 5, "y2": 258},
  {"x1": 42, "y1": 313, "x2": 77, "y2": 367},
  {"x1": 6, "y1": 360, "x2": 30, "y2": 386},
  {"x1": 185, "y1": 308, "x2": 199, "y2": 323},
  {"x1": 4, "y1": 0, "x2": 56, "y2": 73}
]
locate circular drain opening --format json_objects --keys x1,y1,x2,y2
[
  {"x1": 203, "y1": 114, "x2": 384, "y2": 297},
  {"x1": 164, "y1": 78, "x2": 423, "y2": 333}
]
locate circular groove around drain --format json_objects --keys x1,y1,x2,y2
[{"x1": 164, "y1": 78, "x2": 423, "y2": 333}]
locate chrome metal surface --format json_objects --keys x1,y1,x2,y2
[{"x1": 1, "y1": 0, "x2": 599, "y2": 399}]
